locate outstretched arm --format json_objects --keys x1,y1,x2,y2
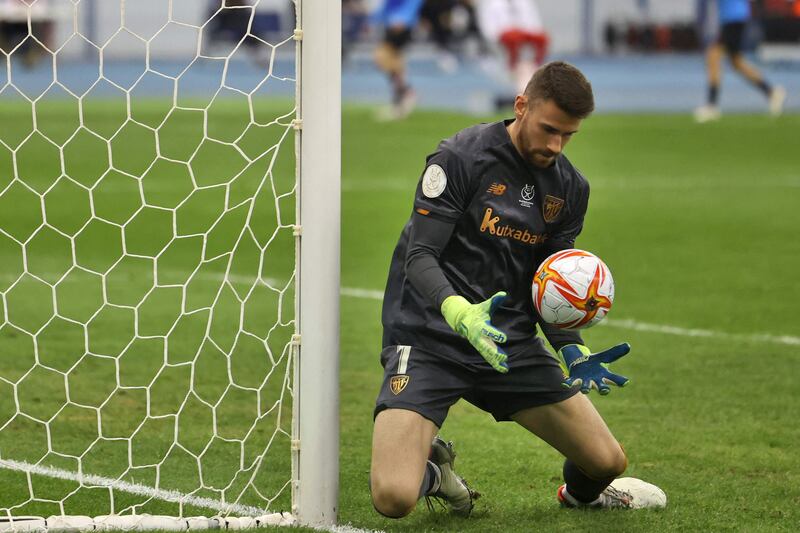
[{"x1": 405, "y1": 212, "x2": 509, "y2": 372}]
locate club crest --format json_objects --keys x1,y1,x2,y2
[
  {"x1": 543, "y1": 195, "x2": 565, "y2": 222},
  {"x1": 390, "y1": 375, "x2": 409, "y2": 395}
]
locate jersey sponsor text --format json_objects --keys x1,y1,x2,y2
[{"x1": 479, "y1": 207, "x2": 547, "y2": 245}]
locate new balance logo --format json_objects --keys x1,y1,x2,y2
[
  {"x1": 487, "y1": 182, "x2": 507, "y2": 196},
  {"x1": 479, "y1": 208, "x2": 547, "y2": 245}
]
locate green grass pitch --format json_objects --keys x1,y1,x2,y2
[{"x1": 1, "y1": 100, "x2": 799, "y2": 532}]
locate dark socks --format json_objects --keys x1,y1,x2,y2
[
  {"x1": 708, "y1": 84, "x2": 719, "y2": 106},
  {"x1": 709, "y1": 80, "x2": 772, "y2": 105},
  {"x1": 563, "y1": 459, "x2": 615, "y2": 503},
  {"x1": 389, "y1": 72, "x2": 408, "y2": 104},
  {"x1": 753, "y1": 79, "x2": 772, "y2": 97}
]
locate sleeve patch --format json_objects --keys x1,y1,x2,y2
[
  {"x1": 416, "y1": 208, "x2": 430, "y2": 215},
  {"x1": 421, "y1": 164, "x2": 447, "y2": 198}
]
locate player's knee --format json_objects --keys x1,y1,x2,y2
[
  {"x1": 369, "y1": 477, "x2": 418, "y2": 518},
  {"x1": 586, "y1": 445, "x2": 628, "y2": 480}
]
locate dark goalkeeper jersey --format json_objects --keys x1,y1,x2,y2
[{"x1": 381, "y1": 120, "x2": 589, "y2": 369}]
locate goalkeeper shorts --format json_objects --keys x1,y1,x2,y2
[{"x1": 374, "y1": 344, "x2": 578, "y2": 427}]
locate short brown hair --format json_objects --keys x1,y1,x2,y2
[{"x1": 524, "y1": 61, "x2": 595, "y2": 118}]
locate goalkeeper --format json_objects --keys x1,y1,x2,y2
[{"x1": 370, "y1": 61, "x2": 666, "y2": 519}]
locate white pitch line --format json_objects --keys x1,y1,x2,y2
[
  {"x1": 339, "y1": 285, "x2": 800, "y2": 347},
  {"x1": 4, "y1": 268, "x2": 797, "y2": 347},
  {"x1": 340, "y1": 287, "x2": 384, "y2": 300},
  {"x1": 0, "y1": 458, "x2": 269, "y2": 517},
  {"x1": 600, "y1": 318, "x2": 800, "y2": 346},
  {"x1": 0, "y1": 459, "x2": 384, "y2": 533},
  {"x1": 324, "y1": 526, "x2": 385, "y2": 533}
]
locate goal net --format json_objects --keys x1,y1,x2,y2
[{"x1": 0, "y1": 0, "x2": 339, "y2": 529}]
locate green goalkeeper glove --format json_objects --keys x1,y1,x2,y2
[
  {"x1": 557, "y1": 343, "x2": 630, "y2": 395},
  {"x1": 441, "y1": 292, "x2": 509, "y2": 373}
]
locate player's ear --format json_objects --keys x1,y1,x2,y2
[{"x1": 514, "y1": 95, "x2": 528, "y2": 118}]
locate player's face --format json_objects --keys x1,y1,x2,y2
[{"x1": 511, "y1": 96, "x2": 582, "y2": 168}]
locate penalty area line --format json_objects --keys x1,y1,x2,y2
[{"x1": 339, "y1": 286, "x2": 800, "y2": 347}]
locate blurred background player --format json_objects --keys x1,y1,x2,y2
[
  {"x1": 0, "y1": 0, "x2": 53, "y2": 67},
  {"x1": 419, "y1": 0, "x2": 460, "y2": 72},
  {"x1": 476, "y1": 0, "x2": 549, "y2": 110},
  {"x1": 343, "y1": 0, "x2": 369, "y2": 64},
  {"x1": 372, "y1": 0, "x2": 425, "y2": 120},
  {"x1": 419, "y1": 0, "x2": 488, "y2": 73},
  {"x1": 203, "y1": 0, "x2": 294, "y2": 67},
  {"x1": 694, "y1": 0, "x2": 787, "y2": 122}
]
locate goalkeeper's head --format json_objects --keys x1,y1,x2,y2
[
  {"x1": 523, "y1": 61, "x2": 595, "y2": 119},
  {"x1": 508, "y1": 61, "x2": 595, "y2": 169}
]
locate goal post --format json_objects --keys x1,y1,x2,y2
[
  {"x1": 295, "y1": 0, "x2": 341, "y2": 527},
  {"x1": 0, "y1": 0, "x2": 340, "y2": 529}
]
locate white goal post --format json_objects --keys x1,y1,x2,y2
[
  {"x1": 295, "y1": 0, "x2": 341, "y2": 527},
  {"x1": 0, "y1": 0, "x2": 340, "y2": 530}
]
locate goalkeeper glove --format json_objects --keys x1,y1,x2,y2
[
  {"x1": 557, "y1": 343, "x2": 630, "y2": 395},
  {"x1": 441, "y1": 292, "x2": 509, "y2": 373}
]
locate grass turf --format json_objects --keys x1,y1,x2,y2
[{"x1": 1, "y1": 100, "x2": 799, "y2": 531}]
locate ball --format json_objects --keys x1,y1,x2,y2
[{"x1": 531, "y1": 249, "x2": 614, "y2": 330}]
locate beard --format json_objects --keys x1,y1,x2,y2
[
  {"x1": 524, "y1": 146, "x2": 557, "y2": 168},
  {"x1": 531, "y1": 150, "x2": 556, "y2": 167},
  {"x1": 517, "y1": 128, "x2": 556, "y2": 168}
]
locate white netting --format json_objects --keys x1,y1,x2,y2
[{"x1": 0, "y1": 0, "x2": 299, "y2": 526}]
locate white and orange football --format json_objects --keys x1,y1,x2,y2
[{"x1": 532, "y1": 249, "x2": 615, "y2": 330}]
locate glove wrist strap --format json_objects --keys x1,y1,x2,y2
[
  {"x1": 558, "y1": 344, "x2": 592, "y2": 370},
  {"x1": 440, "y1": 295, "x2": 470, "y2": 331}
]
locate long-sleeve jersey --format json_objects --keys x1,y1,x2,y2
[{"x1": 381, "y1": 120, "x2": 588, "y2": 370}]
